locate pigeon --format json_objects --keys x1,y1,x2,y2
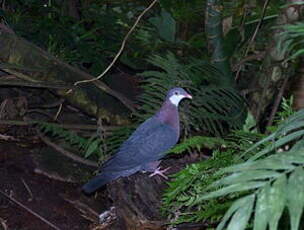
[{"x1": 82, "y1": 87, "x2": 192, "y2": 194}]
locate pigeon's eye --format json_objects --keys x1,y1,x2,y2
[{"x1": 174, "y1": 91, "x2": 179, "y2": 95}]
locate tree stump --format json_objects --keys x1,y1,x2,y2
[{"x1": 107, "y1": 173, "x2": 167, "y2": 230}]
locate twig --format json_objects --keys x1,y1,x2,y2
[
  {"x1": 0, "y1": 119, "x2": 117, "y2": 131},
  {"x1": 37, "y1": 130, "x2": 98, "y2": 168},
  {"x1": 21, "y1": 178, "x2": 34, "y2": 202},
  {"x1": 235, "y1": 0, "x2": 270, "y2": 80},
  {"x1": 232, "y1": 52, "x2": 265, "y2": 71},
  {"x1": 34, "y1": 168, "x2": 78, "y2": 183},
  {"x1": 31, "y1": 99, "x2": 65, "y2": 109},
  {"x1": 62, "y1": 196, "x2": 99, "y2": 223},
  {"x1": 175, "y1": 221, "x2": 216, "y2": 229},
  {"x1": 0, "y1": 134, "x2": 17, "y2": 141},
  {"x1": 0, "y1": 22, "x2": 14, "y2": 34},
  {"x1": 1, "y1": 48, "x2": 136, "y2": 113},
  {"x1": 1, "y1": 0, "x2": 6, "y2": 10},
  {"x1": 97, "y1": 118, "x2": 107, "y2": 154},
  {"x1": 266, "y1": 76, "x2": 289, "y2": 129},
  {"x1": 54, "y1": 103, "x2": 63, "y2": 121},
  {"x1": 0, "y1": 99, "x2": 8, "y2": 119},
  {"x1": 0, "y1": 217, "x2": 8, "y2": 230},
  {"x1": 0, "y1": 189, "x2": 61, "y2": 230},
  {"x1": 56, "y1": 61, "x2": 136, "y2": 112},
  {"x1": 0, "y1": 79, "x2": 74, "y2": 89},
  {"x1": 26, "y1": 109, "x2": 55, "y2": 120},
  {"x1": 72, "y1": 0, "x2": 158, "y2": 86}
]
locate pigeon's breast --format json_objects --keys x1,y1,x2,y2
[{"x1": 156, "y1": 103, "x2": 180, "y2": 138}]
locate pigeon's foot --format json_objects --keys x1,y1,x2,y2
[{"x1": 149, "y1": 167, "x2": 171, "y2": 179}]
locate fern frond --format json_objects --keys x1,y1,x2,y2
[
  {"x1": 200, "y1": 149, "x2": 304, "y2": 230},
  {"x1": 162, "y1": 150, "x2": 237, "y2": 222},
  {"x1": 36, "y1": 122, "x2": 106, "y2": 159},
  {"x1": 168, "y1": 136, "x2": 226, "y2": 155},
  {"x1": 277, "y1": 22, "x2": 304, "y2": 61},
  {"x1": 162, "y1": 127, "x2": 264, "y2": 224},
  {"x1": 36, "y1": 122, "x2": 134, "y2": 161},
  {"x1": 138, "y1": 52, "x2": 246, "y2": 135}
]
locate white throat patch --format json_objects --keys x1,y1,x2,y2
[{"x1": 169, "y1": 95, "x2": 185, "y2": 106}]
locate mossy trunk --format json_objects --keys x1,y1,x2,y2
[
  {"x1": 107, "y1": 173, "x2": 166, "y2": 230},
  {"x1": 250, "y1": 0, "x2": 304, "y2": 124},
  {"x1": 205, "y1": 0, "x2": 233, "y2": 87},
  {"x1": 0, "y1": 26, "x2": 134, "y2": 125}
]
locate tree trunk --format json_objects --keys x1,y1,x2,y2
[
  {"x1": 205, "y1": 0, "x2": 233, "y2": 87},
  {"x1": 107, "y1": 173, "x2": 166, "y2": 230},
  {"x1": 0, "y1": 25, "x2": 134, "y2": 125},
  {"x1": 250, "y1": 0, "x2": 304, "y2": 124},
  {"x1": 290, "y1": 58, "x2": 304, "y2": 110}
]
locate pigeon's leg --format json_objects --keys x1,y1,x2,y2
[
  {"x1": 148, "y1": 166, "x2": 171, "y2": 179},
  {"x1": 141, "y1": 161, "x2": 160, "y2": 172},
  {"x1": 141, "y1": 161, "x2": 171, "y2": 179}
]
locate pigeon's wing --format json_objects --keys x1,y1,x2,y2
[{"x1": 101, "y1": 117, "x2": 178, "y2": 173}]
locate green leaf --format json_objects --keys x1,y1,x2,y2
[
  {"x1": 287, "y1": 167, "x2": 304, "y2": 230},
  {"x1": 290, "y1": 140, "x2": 304, "y2": 151},
  {"x1": 227, "y1": 194, "x2": 255, "y2": 230},
  {"x1": 251, "y1": 129, "x2": 304, "y2": 160},
  {"x1": 243, "y1": 109, "x2": 304, "y2": 159},
  {"x1": 168, "y1": 136, "x2": 225, "y2": 155},
  {"x1": 217, "y1": 195, "x2": 255, "y2": 230},
  {"x1": 254, "y1": 184, "x2": 271, "y2": 230},
  {"x1": 222, "y1": 157, "x2": 294, "y2": 173},
  {"x1": 149, "y1": 10, "x2": 176, "y2": 42},
  {"x1": 85, "y1": 139, "x2": 100, "y2": 158},
  {"x1": 242, "y1": 112, "x2": 257, "y2": 133},
  {"x1": 202, "y1": 181, "x2": 266, "y2": 200},
  {"x1": 268, "y1": 175, "x2": 287, "y2": 230},
  {"x1": 214, "y1": 170, "x2": 281, "y2": 186},
  {"x1": 281, "y1": 151, "x2": 304, "y2": 164}
]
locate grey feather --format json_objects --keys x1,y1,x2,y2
[{"x1": 82, "y1": 87, "x2": 191, "y2": 194}]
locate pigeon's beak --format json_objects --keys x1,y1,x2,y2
[{"x1": 185, "y1": 93, "x2": 192, "y2": 99}]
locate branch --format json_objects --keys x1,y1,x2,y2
[
  {"x1": 0, "y1": 119, "x2": 118, "y2": 131},
  {"x1": 235, "y1": 0, "x2": 270, "y2": 80},
  {"x1": 0, "y1": 79, "x2": 74, "y2": 89},
  {"x1": 232, "y1": 52, "x2": 265, "y2": 71},
  {"x1": 0, "y1": 189, "x2": 60, "y2": 230},
  {"x1": 73, "y1": 0, "x2": 158, "y2": 86},
  {"x1": 266, "y1": 77, "x2": 289, "y2": 129}
]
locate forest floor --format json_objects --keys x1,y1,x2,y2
[
  {"x1": 0, "y1": 84, "x2": 205, "y2": 230},
  {"x1": 0, "y1": 140, "x2": 107, "y2": 230}
]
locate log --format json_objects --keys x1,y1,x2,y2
[
  {"x1": 103, "y1": 157, "x2": 191, "y2": 230},
  {"x1": 0, "y1": 25, "x2": 134, "y2": 125},
  {"x1": 107, "y1": 173, "x2": 167, "y2": 230}
]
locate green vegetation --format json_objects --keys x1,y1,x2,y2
[{"x1": 3, "y1": 0, "x2": 304, "y2": 229}]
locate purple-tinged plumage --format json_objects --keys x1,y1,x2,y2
[
  {"x1": 156, "y1": 100, "x2": 180, "y2": 137},
  {"x1": 82, "y1": 87, "x2": 192, "y2": 194}
]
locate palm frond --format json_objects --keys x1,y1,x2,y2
[
  {"x1": 200, "y1": 149, "x2": 304, "y2": 230},
  {"x1": 243, "y1": 109, "x2": 304, "y2": 160},
  {"x1": 277, "y1": 22, "x2": 304, "y2": 61}
]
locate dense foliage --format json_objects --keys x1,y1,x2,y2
[
  {"x1": 137, "y1": 53, "x2": 246, "y2": 135},
  {"x1": 162, "y1": 96, "x2": 304, "y2": 230},
  {"x1": 2, "y1": 0, "x2": 304, "y2": 229}
]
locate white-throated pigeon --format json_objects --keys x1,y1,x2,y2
[{"x1": 82, "y1": 87, "x2": 192, "y2": 194}]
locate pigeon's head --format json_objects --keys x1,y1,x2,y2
[{"x1": 166, "y1": 87, "x2": 192, "y2": 106}]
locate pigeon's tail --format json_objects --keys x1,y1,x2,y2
[
  {"x1": 82, "y1": 174, "x2": 117, "y2": 194},
  {"x1": 82, "y1": 167, "x2": 140, "y2": 194}
]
